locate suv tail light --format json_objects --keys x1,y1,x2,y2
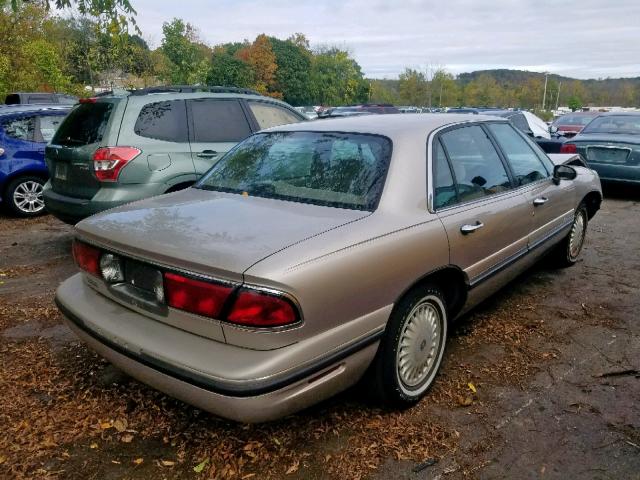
[
  {"x1": 560, "y1": 143, "x2": 577, "y2": 154},
  {"x1": 93, "y1": 147, "x2": 141, "y2": 182},
  {"x1": 227, "y1": 288, "x2": 299, "y2": 327},
  {"x1": 72, "y1": 240, "x2": 101, "y2": 277}
]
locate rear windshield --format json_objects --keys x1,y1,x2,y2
[
  {"x1": 196, "y1": 131, "x2": 393, "y2": 211},
  {"x1": 581, "y1": 115, "x2": 640, "y2": 135},
  {"x1": 52, "y1": 102, "x2": 114, "y2": 146},
  {"x1": 554, "y1": 114, "x2": 595, "y2": 126}
]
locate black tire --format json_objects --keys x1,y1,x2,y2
[
  {"x1": 3, "y1": 176, "x2": 46, "y2": 217},
  {"x1": 367, "y1": 284, "x2": 448, "y2": 407},
  {"x1": 554, "y1": 202, "x2": 588, "y2": 268}
]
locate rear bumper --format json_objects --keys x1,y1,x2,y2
[
  {"x1": 55, "y1": 275, "x2": 381, "y2": 422},
  {"x1": 43, "y1": 182, "x2": 167, "y2": 224}
]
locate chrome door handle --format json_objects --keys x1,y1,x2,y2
[
  {"x1": 460, "y1": 221, "x2": 484, "y2": 234},
  {"x1": 533, "y1": 197, "x2": 548, "y2": 206},
  {"x1": 196, "y1": 150, "x2": 218, "y2": 158}
]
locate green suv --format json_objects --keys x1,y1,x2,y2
[{"x1": 43, "y1": 86, "x2": 306, "y2": 224}]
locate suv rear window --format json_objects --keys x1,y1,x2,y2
[
  {"x1": 134, "y1": 100, "x2": 188, "y2": 142},
  {"x1": 197, "y1": 131, "x2": 392, "y2": 211},
  {"x1": 53, "y1": 102, "x2": 114, "y2": 146}
]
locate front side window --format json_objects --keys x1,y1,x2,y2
[
  {"x1": 439, "y1": 125, "x2": 512, "y2": 204},
  {"x1": 487, "y1": 123, "x2": 549, "y2": 186},
  {"x1": 189, "y1": 99, "x2": 252, "y2": 142},
  {"x1": 197, "y1": 131, "x2": 392, "y2": 211},
  {"x1": 2, "y1": 116, "x2": 36, "y2": 141},
  {"x1": 248, "y1": 102, "x2": 303, "y2": 130},
  {"x1": 134, "y1": 100, "x2": 188, "y2": 142}
]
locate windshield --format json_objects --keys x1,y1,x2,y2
[
  {"x1": 582, "y1": 115, "x2": 640, "y2": 135},
  {"x1": 196, "y1": 131, "x2": 393, "y2": 211}
]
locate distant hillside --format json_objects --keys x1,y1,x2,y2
[{"x1": 369, "y1": 69, "x2": 640, "y2": 108}]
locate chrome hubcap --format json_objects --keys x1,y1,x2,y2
[
  {"x1": 397, "y1": 300, "x2": 442, "y2": 388},
  {"x1": 13, "y1": 180, "x2": 44, "y2": 213},
  {"x1": 569, "y1": 210, "x2": 586, "y2": 259}
]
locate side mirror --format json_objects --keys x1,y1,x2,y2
[
  {"x1": 553, "y1": 164, "x2": 577, "y2": 185},
  {"x1": 549, "y1": 125, "x2": 559, "y2": 134}
]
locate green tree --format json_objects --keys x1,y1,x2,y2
[
  {"x1": 567, "y1": 96, "x2": 582, "y2": 111},
  {"x1": 398, "y1": 68, "x2": 427, "y2": 106},
  {"x1": 268, "y1": 36, "x2": 312, "y2": 105},
  {"x1": 309, "y1": 47, "x2": 369, "y2": 105},
  {"x1": 160, "y1": 18, "x2": 207, "y2": 84},
  {"x1": 207, "y1": 48, "x2": 254, "y2": 88}
]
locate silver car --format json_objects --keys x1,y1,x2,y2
[{"x1": 56, "y1": 115, "x2": 602, "y2": 422}]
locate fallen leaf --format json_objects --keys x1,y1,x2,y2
[
  {"x1": 242, "y1": 475, "x2": 256, "y2": 479},
  {"x1": 111, "y1": 460, "x2": 121, "y2": 465},
  {"x1": 193, "y1": 458, "x2": 209, "y2": 473},
  {"x1": 90, "y1": 443, "x2": 98, "y2": 449},
  {"x1": 121, "y1": 434, "x2": 134, "y2": 443},
  {"x1": 100, "y1": 422, "x2": 112, "y2": 430},
  {"x1": 286, "y1": 460, "x2": 300, "y2": 474},
  {"x1": 161, "y1": 460, "x2": 176, "y2": 467},
  {"x1": 114, "y1": 419, "x2": 127, "y2": 432},
  {"x1": 133, "y1": 458, "x2": 144, "y2": 465},
  {"x1": 457, "y1": 395, "x2": 473, "y2": 407},
  {"x1": 0, "y1": 455, "x2": 6, "y2": 464},
  {"x1": 468, "y1": 382, "x2": 477, "y2": 393}
]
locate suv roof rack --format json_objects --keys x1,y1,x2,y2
[{"x1": 129, "y1": 85, "x2": 262, "y2": 96}]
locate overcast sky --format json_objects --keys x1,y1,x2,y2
[{"x1": 131, "y1": 0, "x2": 640, "y2": 80}]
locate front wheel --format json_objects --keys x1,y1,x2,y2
[
  {"x1": 367, "y1": 284, "x2": 448, "y2": 407},
  {"x1": 4, "y1": 176, "x2": 46, "y2": 217},
  {"x1": 554, "y1": 203, "x2": 588, "y2": 267}
]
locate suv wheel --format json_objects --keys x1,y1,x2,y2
[
  {"x1": 367, "y1": 284, "x2": 448, "y2": 407},
  {"x1": 4, "y1": 176, "x2": 46, "y2": 217}
]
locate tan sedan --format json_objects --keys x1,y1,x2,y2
[{"x1": 55, "y1": 114, "x2": 602, "y2": 422}]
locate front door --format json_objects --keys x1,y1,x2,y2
[
  {"x1": 433, "y1": 125, "x2": 531, "y2": 287},
  {"x1": 485, "y1": 123, "x2": 576, "y2": 249}
]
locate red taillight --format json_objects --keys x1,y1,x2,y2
[
  {"x1": 72, "y1": 240, "x2": 101, "y2": 277},
  {"x1": 93, "y1": 147, "x2": 141, "y2": 182},
  {"x1": 164, "y1": 272, "x2": 233, "y2": 318},
  {"x1": 227, "y1": 289, "x2": 299, "y2": 327},
  {"x1": 560, "y1": 143, "x2": 577, "y2": 154},
  {"x1": 79, "y1": 97, "x2": 97, "y2": 104}
]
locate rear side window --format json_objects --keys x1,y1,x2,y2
[
  {"x1": 53, "y1": 102, "x2": 114, "y2": 146},
  {"x1": 488, "y1": 123, "x2": 549, "y2": 186},
  {"x1": 188, "y1": 99, "x2": 251, "y2": 142},
  {"x1": 433, "y1": 140, "x2": 457, "y2": 209},
  {"x1": 248, "y1": 102, "x2": 302, "y2": 130},
  {"x1": 135, "y1": 100, "x2": 188, "y2": 142},
  {"x1": 2, "y1": 116, "x2": 36, "y2": 141},
  {"x1": 440, "y1": 125, "x2": 511, "y2": 203}
]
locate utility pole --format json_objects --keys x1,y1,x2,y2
[
  {"x1": 555, "y1": 81, "x2": 562, "y2": 111},
  {"x1": 542, "y1": 72, "x2": 549, "y2": 110}
]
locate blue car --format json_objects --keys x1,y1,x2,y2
[{"x1": 0, "y1": 104, "x2": 71, "y2": 216}]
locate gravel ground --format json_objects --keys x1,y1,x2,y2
[{"x1": 0, "y1": 187, "x2": 638, "y2": 480}]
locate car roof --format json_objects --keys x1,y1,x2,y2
[
  {"x1": 267, "y1": 113, "x2": 506, "y2": 138},
  {"x1": 0, "y1": 104, "x2": 73, "y2": 116},
  {"x1": 589, "y1": 111, "x2": 640, "y2": 117}
]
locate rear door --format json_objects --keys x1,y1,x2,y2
[
  {"x1": 486, "y1": 123, "x2": 575, "y2": 249},
  {"x1": 47, "y1": 100, "x2": 118, "y2": 199},
  {"x1": 187, "y1": 98, "x2": 253, "y2": 176},
  {"x1": 433, "y1": 124, "x2": 531, "y2": 286}
]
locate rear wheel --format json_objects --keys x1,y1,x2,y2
[
  {"x1": 367, "y1": 284, "x2": 448, "y2": 407},
  {"x1": 4, "y1": 176, "x2": 46, "y2": 217},
  {"x1": 554, "y1": 203, "x2": 588, "y2": 267}
]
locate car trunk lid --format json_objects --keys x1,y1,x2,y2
[{"x1": 75, "y1": 188, "x2": 370, "y2": 282}]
